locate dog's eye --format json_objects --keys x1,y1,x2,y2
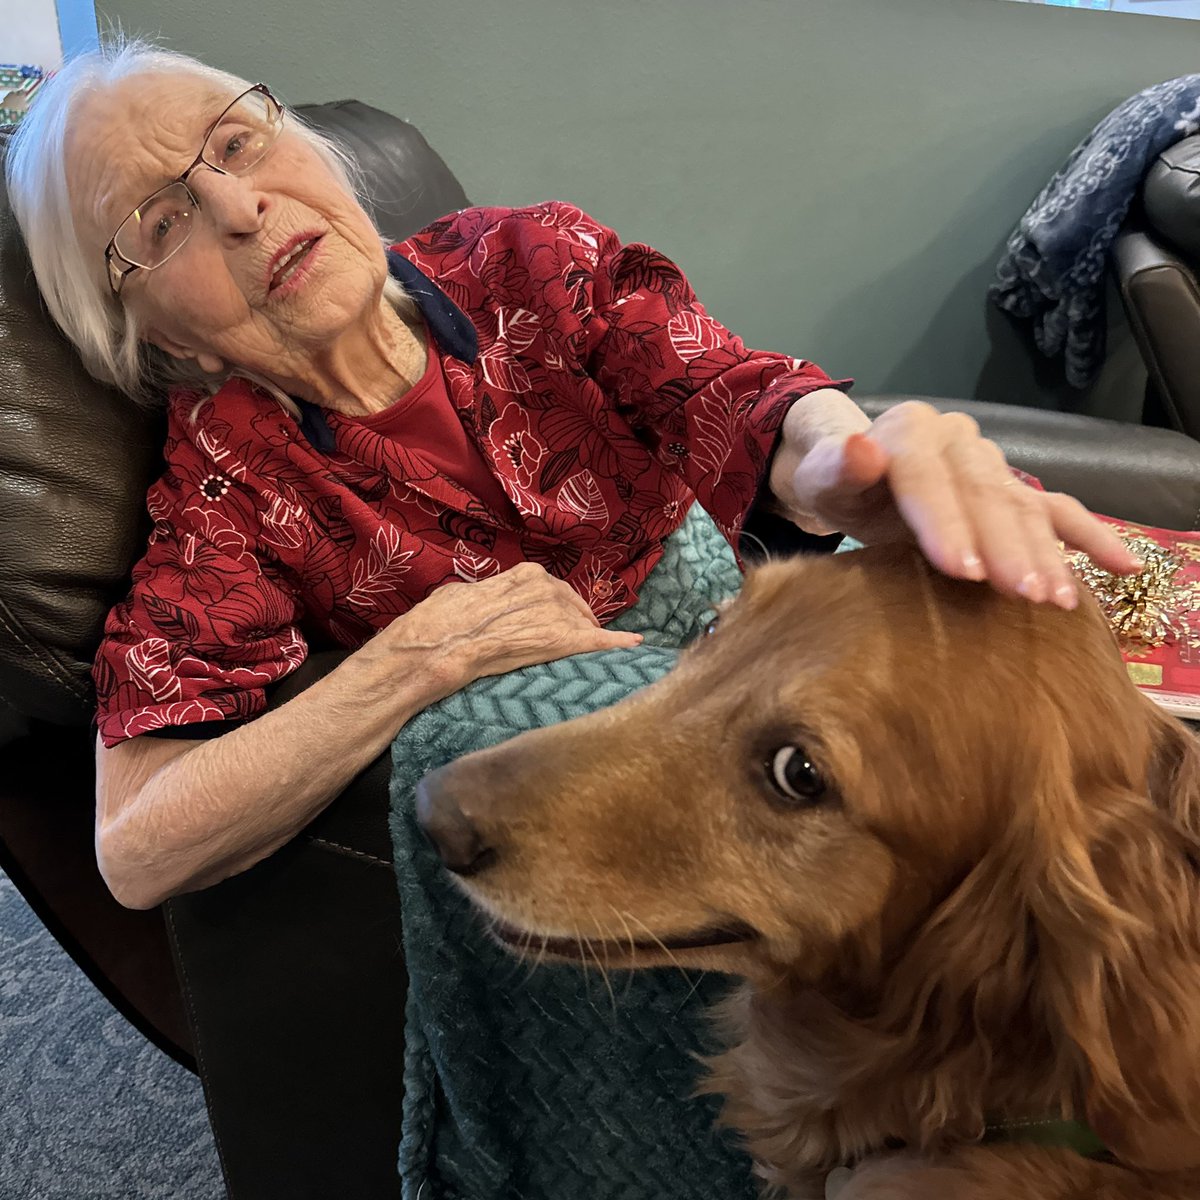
[
  {"x1": 702, "y1": 613, "x2": 720, "y2": 637},
  {"x1": 768, "y1": 746, "x2": 827, "y2": 806}
]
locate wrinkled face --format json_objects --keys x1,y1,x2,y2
[
  {"x1": 417, "y1": 546, "x2": 1138, "y2": 985},
  {"x1": 67, "y1": 70, "x2": 388, "y2": 377}
]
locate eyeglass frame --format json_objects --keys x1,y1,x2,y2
[{"x1": 103, "y1": 83, "x2": 284, "y2": 297}]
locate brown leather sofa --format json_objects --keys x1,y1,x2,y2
[{"x1": 3, "y1": 102, "x2": 1200, "y2": 1200}]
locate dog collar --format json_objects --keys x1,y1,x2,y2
[
  {"x1": 823, "y1": 1119, "x2": 1111, "y2": 1196},
  {"x1": 983, "y1": 1116, "x2": 1111, "y2": 1160}
]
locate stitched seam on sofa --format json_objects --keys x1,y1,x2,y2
[
  {"x1": 1142, "y1": 269, "x2": 1200, "y2": 435},
  {"x1": 1122, "y1": 276, "x2": 1177, "y2": 424},
  {"x1": 0, "y1": 593, "x2": 91, "y2": 700},
  {"x1": 163, "y1": 901, "x2": 235, "y2": 1193},
  {"x1": 305, "y1": 836, "x2": 391, "y2": 869}
]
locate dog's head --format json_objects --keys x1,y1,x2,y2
[{"x1": 417, "y1": 545, "x2": 1200, "y2": 1167}]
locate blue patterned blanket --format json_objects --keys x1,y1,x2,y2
[
  {"x1": 387, "y1": 504, "x2": 760, "y2": 1200},
  {"x1": 990, "y1": 73, "x2": 1200, "y2": 388}
]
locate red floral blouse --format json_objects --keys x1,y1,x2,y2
[{"x1": 93, "y1": 202, "x2": 848, "y2": 747}]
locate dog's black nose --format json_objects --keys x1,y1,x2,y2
[{"x1": 415, "y1": 769, "x2": 498, "y2": 877}]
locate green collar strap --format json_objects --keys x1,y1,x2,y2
[
  {"x1": 984, "y1": 1116, "x2": 1111, "y2": 1160},
  {"x1": 825, "y1": 1120, "x2": 1112, "y2": 1197}
]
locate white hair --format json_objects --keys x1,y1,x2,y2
[{"x1": 5, "y1": 35, "x2": 414, "y2": 415}]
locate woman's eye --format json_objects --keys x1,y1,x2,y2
[
  {"x1": 213, "y1": 127, "x2": 254, "y2": 164},
  {"x1": 153, "y1": 214, "x2": 177, "y2": 241},
  {"x1": 767, "y1": 746, "x2": 827, "y2": 806}
]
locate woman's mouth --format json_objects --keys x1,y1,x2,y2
[{"x1": 267, "y1": 233, "x2": 323, "y2": 298}]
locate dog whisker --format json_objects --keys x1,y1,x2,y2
[
  {"x1": 510, "y1": 926, "x2": 550, "y2": 989},
  {"x1": 517, "y1": 926, "x2": 545, "y2": 988},
  {"x1": 619, "y1": 908, "x2": 706, "y2": 998},
  {"x1": 736, "y1": 527, "x2": 774, "y2": 564},
  {"x1": 487, "y1": 916, "x2": 531, "y2": 986},
  {"x1": 593, "y1": 947, "x2": 619, "y2": 1019},
  {"x1": 572, "y1": 926, "x2": 592, "y2": 1005},
  {"x1": 533, "y1": 932, "x2": 550, "y2": 976},
  {"x1": 511, "y1": 926, "x2": 535, "y2": 984},
  {"x1": 606, "y1": 904, "x2": 642, "y2": 1002},
  {"x1": 586, "y1": 939, "x2": 616, "y2": 1017},
  {"x1": 606, "y1": 902, "x2": 638, "y2": 958},
  {"x1": 583, "y1": 904, "x2": 620, "y2": 1019},
  {"x1": 674, "y1": 965, "x2": 711, "y2": 1013}
]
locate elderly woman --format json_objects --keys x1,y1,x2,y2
[{"x1": 6, "y1": 43, "x2": 1135, "y2": 911}]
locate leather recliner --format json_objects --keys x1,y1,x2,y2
[
  {"x1": 1115, "y1": 132, "x2": 1200, "y2": 443},
  {"x1": 3, "y1": 102, "x2": 1200, "y2": 1200}
]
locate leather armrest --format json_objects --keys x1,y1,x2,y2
[
  {"x1": 860, "y1": 396, "x2": 1200, "y2": 530},
  {"x1": 266, "y1": 650, "x2": 394, "y2": 865},
  {"x1": 1112, "y1": 228, "x2": 1200, "y2": 441},
  {"x1": 169, "y1": 648, "x2": 405, "y2": 1200}
]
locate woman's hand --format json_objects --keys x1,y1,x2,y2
[
  {"x1": 767, "y1": 394, "x2": 1143, "y2": 609},
  {"x1": 382, "y1": 562, "x2": 644, "y2": 687}
]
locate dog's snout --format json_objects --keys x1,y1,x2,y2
[{"x1": 416, "y1": 768, "x2": 498, "y2": 878}]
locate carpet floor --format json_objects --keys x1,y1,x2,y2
[{"x1": 0, "y1": 868, "x2": 224, "y2": 1198}]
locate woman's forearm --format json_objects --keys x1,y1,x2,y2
[
  {"x1": 97, "y1": 560, "x2": 641, "y2": 910},
  {"x1": 96, "y1": 633, "x2": 464, "y2": 909}
]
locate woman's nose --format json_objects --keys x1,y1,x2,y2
[
  {"x1": 415, "y1": 767, "x2": 499, "y2": 877},
  {"x1": 188, "y1": 167, "x2": 268, "y2": 237}
]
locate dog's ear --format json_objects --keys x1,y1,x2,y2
[
  {"x1": 1145, "y1": 704, "x2": 1200, "y2": 823},
  {"x1": 1033, "y1": 705, "x2": 1200, "y2": 1172},
  {"x1": 871, "y1": 702, "x2": 1200, "y2": 1163}
]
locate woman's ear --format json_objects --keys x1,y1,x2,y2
[
  {"x1": 1052, "y1": 704, "x2": 1200, "y2": 1171},
  {"x1": 144, "y1": 328, "x2": 224, "y2": 375}
]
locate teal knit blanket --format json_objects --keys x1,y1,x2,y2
[{"x1": 388, "y1": 504, "x2": 760, "y2": 1200}]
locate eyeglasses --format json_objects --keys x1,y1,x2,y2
[{"x1": 104, "y1": 84, "x2": 284, "y2": 296}]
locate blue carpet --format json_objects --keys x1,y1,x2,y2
[{"x1": 0, "y1": 868, "x2": 224, "y2": 1198}]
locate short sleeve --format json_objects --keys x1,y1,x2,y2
[{"x1": 93, "y1": 464, "x2": 308, "y2": 748}]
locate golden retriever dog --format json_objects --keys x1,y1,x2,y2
[{"x1": 416, "y1": 544, "x2": 1200, "y2": 1200}]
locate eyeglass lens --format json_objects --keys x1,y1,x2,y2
[{"x1": 113, "y1": 89, "x2": 281, "y2": 270}]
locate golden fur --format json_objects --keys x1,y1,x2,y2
[{"x1": 416, "y1": 545, "x2": 1200, "y2": 1199}]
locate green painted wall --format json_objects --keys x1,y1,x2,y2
[{"x1": 95, "y1": 0, "x2": 1200, "y2": 416}]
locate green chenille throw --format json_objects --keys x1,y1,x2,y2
[{"x1": 388, "y1": 504, "x2": 760, "y2": 1200}]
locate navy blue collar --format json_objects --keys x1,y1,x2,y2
[
  {"x1": 384, "y1": 249, "x2": 478, "y2": 364},
  {"x1": 293, "y1": 251, "x2": 478, "y2": 452}
]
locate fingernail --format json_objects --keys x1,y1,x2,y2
[
  {"x1": 1128, "y1": 556, "x2": 1145, "y2": 572},
  {"x1": 961, "y1": 553, "x2": 985, "y2": 581},
  {"x1": 1054, "y1": 583, "x2": 1078, "y2": 610},
  {"x1": 1017, "y1": 572, "x2": 1047, "y2": 603}
]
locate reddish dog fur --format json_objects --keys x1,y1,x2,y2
[{"x1": 417, "y1": 545, "x2": 1200, "y2": 1199}]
